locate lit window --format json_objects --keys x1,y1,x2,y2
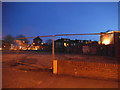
[
  {"x1": 102, "y1": 39, "x2": 110, "y2": 45},
  {"x1": 98, "y1": 41, "x2": 101, "y2": 44},
  {"x1": 33, "y1": 43, "x2": 35, "y2": 45},
  {"x1": 64, "y1": 43, "x2": 67, "y2": 47},
  {"x1": 19, "y1": 46, "x2": 22, "y2": 49}
]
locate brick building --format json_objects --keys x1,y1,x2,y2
[{"x1": 100, "y1": 31, "x2": 120, "y2": 57}]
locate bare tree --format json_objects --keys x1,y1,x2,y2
[
  {"x1": 3, "y1": 35, "x2": 15, "y2": 49},
  {"x1": 3, "y1": 35, "x2": 15, "y2": 44},
  {"x1": 45, "y1": 39, "x2": 52, "y2": 45},
  {"x1": 16, "y1": 35, "x2": 29, "y2": 44}
]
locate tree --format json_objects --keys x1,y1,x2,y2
[
  {"x1": 45, "y1": 39, "x2": 52, "y2": 45},
  {"x1": 33, "y1": 36, "x2": 42, "y2": 46},
  {"x1": 4, "y1": 35, "x2": 15, "y2": 44},
  {"x1": 16, "y1": 35, "x2": 29, "y2": 44},
  {"x1": 3, "y1": 35, "x2": 15, "y2": 49}
]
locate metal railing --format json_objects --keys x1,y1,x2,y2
[{"x1": 16, "y1": 32, "x2": 103, "y2": 61}]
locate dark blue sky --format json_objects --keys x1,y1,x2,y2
[{"x1": 2, "y1": 2, "x2": 118, "y2": 41}]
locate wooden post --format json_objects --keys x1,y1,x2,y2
[
  {"x1": 52, "y1": 36, "x2": 55, "y2": 61},
  {"x1": 52, "y1": 36, "x2": 57, "y2": 74}
]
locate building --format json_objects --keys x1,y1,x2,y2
[
  {"x1": 100, "y1": 31, "x2": 120, "y2": 57},
  {"x1": 33, "y1": 37, "x2": 42, "y2": 46},
  {"x1": 100, "y1": 31, "x2": 120, "y2": 45},
  {"x1": 55, "y1": 38, "x2": 92, "y2": 48},
  {"x1": 55, "y1": 38, "x2": 70, "y2": 48},
  {"x1": 55, "y1": 38, "x2": 94, "y2": 53}
]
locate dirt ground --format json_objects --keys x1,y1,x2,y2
[
  {"x1": 2, "y1": 52, "x2": 119, "y2": 88},
  {"x1": 2, "y1": 68, "x2": 118, "y2": 88}
]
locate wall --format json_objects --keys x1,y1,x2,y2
[{"x1": 53, "y1": 60, "x2": 119, "y2": 81}]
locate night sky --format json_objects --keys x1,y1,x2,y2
[{"x1": 2, "y1": 2, "x2": 118, "y2": 41}]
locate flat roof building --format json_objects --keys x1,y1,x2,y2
[{"x1": 100, "y1": 31, "x2": 120, "y2": 45}]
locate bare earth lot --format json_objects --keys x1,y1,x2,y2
[{"x1": 2, "y1": 51, "x2": 119, "y2": 88}]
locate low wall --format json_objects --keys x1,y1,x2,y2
[{"x1": 53, "y1": 60, "x2": 119, "y2": 80}]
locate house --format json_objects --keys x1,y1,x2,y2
[{"x1": 54, "y1": 38, "x2": 93, "y2": 53}]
